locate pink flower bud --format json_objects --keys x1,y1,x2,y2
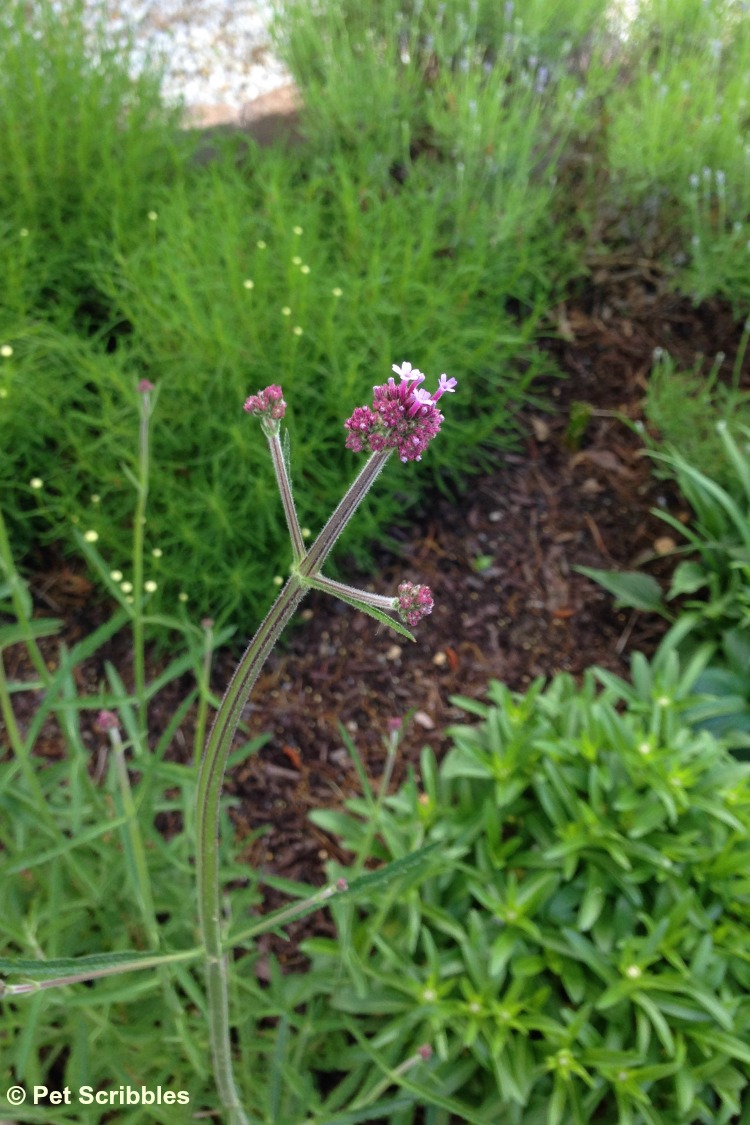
[
  {"x1": 243, "y1": 385, "x2": 286, "y2": 420},
  {"x1": 138, "y1": 379, "x2": 155, "y2": 393},
  {"x1": 96, "y1": 710, "x2": 120, "y2": 732},
  {"x1": 396, "y1": 582, "x2": 434, "y2": 626},
  {"x1": 418, "y1": 1044, "x2": 433, "y2": 1061}
]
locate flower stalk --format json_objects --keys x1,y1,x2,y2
[
  {"x1": 132, "y1": 380, "x2": 157, "y2": 749},
  {"x1": 198, "y1": 363, "x2": 455, "y2": 1119}
]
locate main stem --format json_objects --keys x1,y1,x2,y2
[
  {"x1": 196, "y1": 576, "x2": 307, "y2": 1124},
  {"x1": 196, "y1": 448, "x2": 391, "y2": 1121}
]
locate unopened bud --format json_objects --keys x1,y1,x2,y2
[{"x1": 96, "y1": 710, "x2": 120, "y2": 732}]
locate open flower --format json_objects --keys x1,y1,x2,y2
[{"x1": 345, "y1": 362, "x2": 457, "y2": 462}]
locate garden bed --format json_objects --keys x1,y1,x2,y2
[{"x1": 12, "y1": 278, "x2": 745, "y2": 971}]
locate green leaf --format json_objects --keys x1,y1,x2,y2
[
  {"x1": 0, "y1": 948, "x2": 199, "y2": 988},
  {"x1": 668, "y1": 560, "x2": 709, "y2": 598},
  {"x1": 228, "y1": 843, "x2": 444, "y2": 947},
  {"x1": 632, "y1": 991, "x2": 675, "y2": 1055},
  {"x1": 577, "y1": 868, "x2": 606, "y2": 932},
  {"x1": 691, "y1": 1028, "x2": 750, "y2": 1065},
  {"x1": 575, "y1": 566, "x2": 666, "y2": 613},
  {"x1": 0, "y1": 617, "x2": 62, "y2": 650}
]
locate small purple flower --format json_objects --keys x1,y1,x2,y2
[
  {"x1": 138, "y1": 379, "x2": 155, "y2": 394},
  {"x1": 397, "y1": 581, "x2": 434, "y2": 626},
  {"x1": 345, "y1": 362, "x2": 457, "y2": 462}
]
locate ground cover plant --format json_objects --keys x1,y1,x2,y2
[
  {"x1": 305, "y1": 654, "x2": 750, "y2": 1124},
  {"x1": 579, "y1": 414, "x2": 750, "y2": 747},
  {"x1": 2, "y1": 0, "x2": 750, "y2": 1122}
]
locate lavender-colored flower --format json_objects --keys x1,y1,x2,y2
[
  {"x1": 345, "y1": 362, "x2": 457, "y2": 462},
  {"x1": 138, "y1": 379, "x2": 155, "y2": 393},
  {"x1": 396, "y1": 581, "x2": 434, "y2": 626}
]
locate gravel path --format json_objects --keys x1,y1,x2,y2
[
  {"x1": 54, "y1": 0, "x2": 293, "y2": 124},
  {"x1": 56, "y1": 0, "x2": 646, "y2": 128}
]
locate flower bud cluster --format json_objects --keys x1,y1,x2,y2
[
  {"x1": 396, "y1": 581, "x2": 434, "y2": 625},
  {"x1": 345, "y1": 362, "x2": 457, "y2": 462},
  {"x1": 243, "y1": 385, "x2": 286, "y2": 421}
]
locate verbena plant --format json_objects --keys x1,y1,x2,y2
[
  {"x1": 304, "y1": 649, "x2": 750, "y2": 1124},
  {"x1": 1, "y1": 364, "x2": 458, "y2": 1122}
]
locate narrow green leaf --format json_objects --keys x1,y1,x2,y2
[
  {"x1": 0, "y1": 948, "x2": 200, "y2": 987},
  {"x1": 0, "y1": 618, "x2": 62, "y2": 650},
  {"x1": 574, "y1": 567, "x2": 665, "y2": 613},
  {"x1": 668, "y1": 560, "x2": 708, "y2": 598}
]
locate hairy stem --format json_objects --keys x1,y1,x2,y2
[
  {"x1": 306, "y1": 572, "x2": 396, "y2": 611},
  {"x1": 268, "y1": 432, "x2": 307, "y2": 563},
  {"x1": 196, "y1": 575, "x2": 308, "y2": 1122},
  {"x1": 300, "y1": 451, "x2": 391, "y2": 575}
]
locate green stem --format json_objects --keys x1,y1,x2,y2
[
  {"x1": 731, "y1": 316, "x2": 750, "y2": 394},
  {"x1": 110, "y1": 728, "x2": 159, "y2": 948},
  {"x1": 307, "y1": 573, "x2": 396, "y2": 611},
  {"x1": 196, "y1": 575, "x2": 308, "y2": 1123},
  {"x1": 132, "y1": 390, "x2": 152, "y2": 746},
  {"x1": 300, "y1": 451, "x2": 391, "y2": 575},
  {"x1": 268, "y1": 432, "x2": 306, "y2": 563},
  {"x1": 193, "y1": 621, "x2": 215, "y2": 772},
  {"x1": 0, "y1": 658, "x2": 59, "y2": 834},
  {"x1": 196, "y1": 448, "x2": 392, "y2": 1121}
]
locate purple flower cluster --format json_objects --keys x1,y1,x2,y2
[
  {"x1": 345, "y1": 362, "x2": 457, "y2": 462},
  {"x1": 397, "y1": 581, "x2": 434, "y2": 626},
  {"x1": 243, "y1": 385, "x2": 286, "y2": 420}
]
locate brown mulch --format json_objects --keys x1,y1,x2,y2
[{"x1": 4, "y1": 276, "x2": 746, "y2": 974}]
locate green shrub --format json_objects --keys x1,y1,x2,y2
[
  {"x1": 2, "y1": 0, "x2": 593, "y2": 632},
  {"x1": 583, "y1": 0, "x2": 750, "y2": 308},
  {"x1": 0, "y1": 0, "x2": 183, "y2": 320},
  {"x1": 306, "y1": 651, "x2": 750, "y2": 1123},
  {"x1": 579, "y1": 419, "x2": 750, "y2": 745}
]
